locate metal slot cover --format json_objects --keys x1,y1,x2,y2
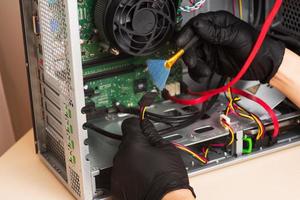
[{"x1": 45, "y1": 100, "x2": 62, "y2": 123}]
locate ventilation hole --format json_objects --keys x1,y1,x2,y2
[
  {"x1": 85, "y1": 154, "x2": 90, "y2": 161},
  {"x1": 194, "y1": 126, "x2": 214, "y2": 134},
  {"x1": 46, "y1": 131, "x2": 66, "y2": 168},
  {"x1": 70, "y1": 168, "x2": 81, "y2": 197},
  {"x1": 84, "y1": 138, "x2": 89, "y2": 145}
]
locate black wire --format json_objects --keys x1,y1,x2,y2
[
  {"x1": 87, "y1": 73, "x2": 226, "y2": 139},
  {"x1": 146, "y1": 110, "x2": 197, "y2": 119},
  {"x1": 84, "y1": 122, "x2": 122, "y2": 140},
  {"x1": 124, "y1": 75, "x2": 226, "y2": 135},
  {"x1": 204, "y1": 76, "x2": 227, "y2": 112},
  {"x1": 158, "y1": 112, "x2": 205, "y2": 135},
  {"x1": 157, "y1": 77, "x2": 227, "y2": 135},
  {"x1": 253, "y1": 0, "x2": 263, "y2": 27},
  {"x1": 122, "y1": 107, "x2": 199, "y2": 121}
]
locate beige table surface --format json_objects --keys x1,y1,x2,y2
[{"x1": 1, "y1": 130, "x2": 300, "y2": 200}]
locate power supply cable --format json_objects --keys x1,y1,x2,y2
[
  {"x1": 84, "y1": 122, "x2": 122, "y2": 140},
  {"x1": 173, "y1": 142, "x2": 208, "y2": 164},
  {"x1": 166, "y1": 0, "x2": 282, "y2": 139}
]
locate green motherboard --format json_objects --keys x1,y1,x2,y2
[
  {"x1": 78, "y1": 0, "x2": 108, "y2": 62},
  {"x1": 78, "y1": 0, "x2": 183, "y2": 109}
]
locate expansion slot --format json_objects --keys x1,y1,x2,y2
[{"x1": 83, "y1": 65, "x2": 142, "y2": 83}]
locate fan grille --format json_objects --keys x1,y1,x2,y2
[
  {"x1": 97, "y1": 0, "x2": 176, "y2": 56},
  {"x1": 282, "y1": 0, "x2": 300, "y2": 38}
]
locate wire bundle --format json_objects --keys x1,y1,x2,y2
[
  {"x1": 165, "y1": 0, "x2": 283, "y2": 139},
  {"x1": 223, "y1": 88, "x2": 265, "y2": 141},
  {"x1": 173, "y1": 142, "x2": 208, "y2": 164},
  {"x1": 180, "y1": 0, "x2": 206, "y2": 12},
  {"x1": 140, "y1": 103, "x2": 209, "y2": 165},
  {"x1": 220, "y1": 119, "x2": 235, "y2": 146}
]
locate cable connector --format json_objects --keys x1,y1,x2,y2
[
  {"x1": 139, "y1": 92, "x2": 158, "y2": 107},
  {"x1": 220, "y1": 114, "x2": 231, "y2": 125},
  {"x1": 141, "y1": 119, "x2": 168, "y2": 146}
]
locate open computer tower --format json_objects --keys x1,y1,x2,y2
[{"x1": 20, "y1": 0, "x2": 300, "y2": 199}]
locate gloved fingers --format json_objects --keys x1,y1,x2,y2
[
  {"x1": 176, "y1": 26, "x2": 195, "y2": 49},
  {"x1": 182, "y1": 45, "x2": 198, "y2": 69},
  {"x1": 188, "y1": 60, "x2": 213, "y2": 83},
  {"x1": 192, "y1": 20, "x2": 238, "y2": 45},
  {"x1": 192, "y1": 11, "x2": 240, "y2": 27},
  {"x1": 121, "y1": 117, "x2": 149, "y2": 145},
  {"x1": 191, "y1": 13, "x2": 239, "y2": 45},
  {"x1": 183, "y1": 43, "x2": 214, "y2": 82},
  {"x1": 215, "y1": 48, "x2": 237, "y2": 77},
  {"x1": 121, "y1": 117, "x2": 169, "y2": 147},
  {"x1": 141, "y1": 119, "x2": 170, "y2": 147}
]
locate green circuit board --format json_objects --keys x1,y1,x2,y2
[
  {"x1": 78, "y1": 0, "x2": 184, "y2": 62},
  {"x1": 84, "y1": 58, "x2": 182, "y2": 108},
  {"x1": 78, "y1": 0, "x2": 184, "y2": 109},
  {"x1": 78, "y1": 0, "x2": 109, "y2": 62}
]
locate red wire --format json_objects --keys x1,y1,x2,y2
[
  {"x1": 232, "y1": 0, "x2": 236, "y2": 15},
  {"x1": 230, "y1": 88, "x2": 279, "y2": 138},
  {"x1": 168, "y1": 0, "x2": 282, "y2": 138},
  {"x1": 171, "y1": 0, "x2": 282, "y2": 103},
  {"x1": 210, "y1": 143, "x2": 226, "y2": 148},
  {"x1": 168, "y1": 88, "x2": 279, "y2": 138}
]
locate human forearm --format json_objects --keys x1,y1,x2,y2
[
  {"x1": 162, "y1": 189, "x2": 195, "y2": 200},
  {"x1": 270, "y1": 49, "x2": 300, "y2": 108}
]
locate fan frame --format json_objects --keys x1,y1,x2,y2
[{"x1": 98, "y1": 0, "x2": 177, "y2": 56}]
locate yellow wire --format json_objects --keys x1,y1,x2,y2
[
  {"x1": 220, "y1": 121, "x2": 235, "y2": 146},
  {"x1": 229, "y1": 129, "x2": 235, "y2": 145},
  {"x1": 239, "y1": 0, "x2": 243, "y2": 20},
  {"x1": 204, "y1": 148, "x2": 209, "y2": 158},
  {"x1": 227, "y1": 125, "x2": 235, "y2": 146},
  {"x1": 239, "y1": 112, "x2": 255, "y2": 121},
  {"x1": 225, "y1": 87, "x2": 264, "y2": 141},
  {"x1": 236, "y1": 106, "x2": 264, "y2": 140},
  {"x1": 252, "y1": 115, "x2": 264, "y2": 140},
  {"x1": 225, "y1": 88, "x2": 237, "y2": 115},
  {"x1": 227, "y1": 87, "x2": 233, "y2": 99},
  {"x1": 175, "y1": 144, "x2": 207, "y2": 164},
  {"x1": 141, "y1": 107, "x2": 148, "y2": 120}
]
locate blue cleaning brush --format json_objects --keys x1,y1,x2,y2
[{"x1": 147, "y1": 36, "x2": 199, "y2": 90}]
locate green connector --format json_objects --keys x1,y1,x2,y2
[
  {"x1": 69, "y1": 124, "x2": 73, "y2": 134},
  {"x1": 64, "y1": 104, "x2": 72, "y2": 118},
  {"x1": 68, "y1": 140, "x2": 75, "y2": 149},
  {"x1": 243, "y1": 136, "x2": 253, "y2": 154},
  {"x1": 66, "y1": 122, "x2": 73, "y2": 134},
  {"x1": 65, "y1": 108, "x2": 72, "y2": 118},
  {"x1": 69, "y1": 155, "x2": 76, "y2": 164}
]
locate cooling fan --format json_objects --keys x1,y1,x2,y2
[{"x1": 94, "y1": 0, "x2": 177, "y2": 56}]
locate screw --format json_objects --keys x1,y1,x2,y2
[{"x1": 191, "y1": 161, "x2": 195, "y2": 167}]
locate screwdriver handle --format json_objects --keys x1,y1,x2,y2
[{"x1": 183, "y1": 36, "x2": 199, "y2": 51}]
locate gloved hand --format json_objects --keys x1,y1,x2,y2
[
  {"x1": 111, "y1": 118, "x2": 195, "y2": 200},
  {"x1": 176, "y1": 11, "x2": 285, "y2": 83}
]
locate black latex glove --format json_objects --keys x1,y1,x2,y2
[
  {"x1": 111, "y1": 118, "x2": 195, "y2": 200},
  {"x1": 176, "y1": 11, "x2": 285, "y2": 83}
]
